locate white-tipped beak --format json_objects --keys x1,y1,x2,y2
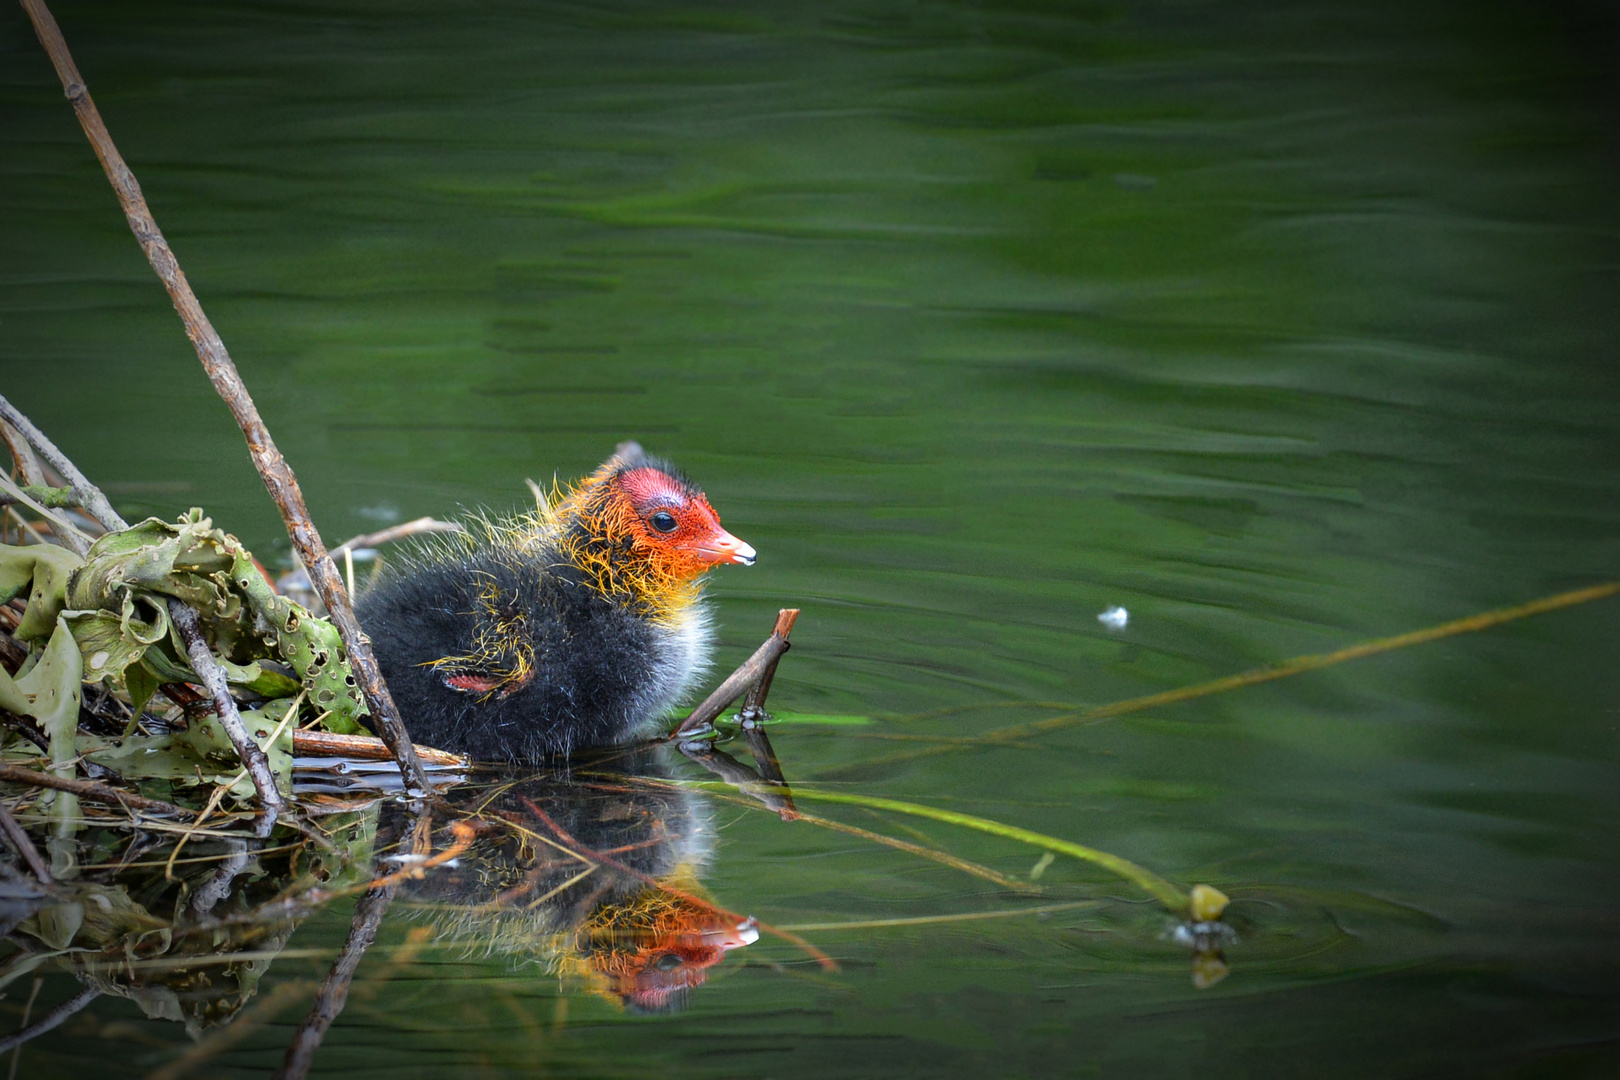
[
  {"x1": 699, "y1": 529, "x2": 756, "y2": 566},
  {"x1": 702, "y1": 917, "x2": 759, "y2": 950}
]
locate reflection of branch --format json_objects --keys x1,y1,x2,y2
[
  {"x1": 273, "y1": 804, "x2": 437, "y2": 1078},
  {"x1": 148, "y1": 979, "x2": 312, "y2": 1080},
  {"x1": 273, "y1": 886, "x2": 397, "y2": 1080},
  {"x1": 189, "y1": 839, "x2": 249, "y2": 916},
  {"x1": 671, "y1": 609, "x2": 798, "y2": 740},
  {"x1": 0, "y1": 800, "x2": 51, "y2": 884},
  {"x1": 676, "y1": 742, "x2": 797, "y2": 820},
  {"x1": 0, "y1": 985, "x2": 98, "y2": 1054},
  {"x1": 17, "y1": 0, "x2": 434, "y2": 798},
  {"x1": 740, "y1": 723, "x2": 789, "y2": 788}
]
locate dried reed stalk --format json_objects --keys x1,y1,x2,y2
[{"x1": 17, "y1": 0, "x2": 432, "y2": 796}]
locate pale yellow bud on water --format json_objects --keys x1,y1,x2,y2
[{"x1": 1188, "y1": 883, "x2": 1229, "y2": 922}]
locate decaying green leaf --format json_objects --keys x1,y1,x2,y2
[
  {"x1": 0, "y1": 614, "x2": 83, "y2": 750},
  {"x1": 0, "y1": 614, "x2": 85, "y2": 827},
  {"x1": 41, "y1": 508, "x2": 367, "y2": 732},
  {"x1": 0, "y1": 543, "x2": 83, "y2": 643},
  {"x1": 80, "y1": 698, "x2": 298, "y2": 800},
  {"x1": 0, "y1": 511, "x2": 377, "y2": 816}
]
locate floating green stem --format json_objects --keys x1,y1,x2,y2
[{"x1": 756, "y1": 786, "x2": 1188, "y2": 910}]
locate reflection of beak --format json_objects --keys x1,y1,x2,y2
[
  {"x1": 696, "y1": 528, "x2": 756, "y2": 566},
  {"x1": 701, "y1": 917, "x2": 760, "y2": 950}
]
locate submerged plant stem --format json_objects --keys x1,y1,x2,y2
[
  {"x1": 831, "y1": 581, "x2": 1620, "y2": 775},
  {"x1": 0, "y1": 763, "x2": 190, "y2": 817},
  {"x1": 778, "y1": 899, "x2": 1100, "y2": 933},
  {"x1": 783, "y1": 788, "x2": 1189, "y2": 910}
]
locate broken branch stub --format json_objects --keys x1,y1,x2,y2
[{"x1": 671, "y1": 609, "x2": 799, "y2": 740}]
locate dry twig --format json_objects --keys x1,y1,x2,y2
[
  {"x1": 17, "y1": 0, "x2": 432, "y2": 796},
  {"x1": 0, "y1": 763, "x2": 191, "y2": 818},
  {"x1": 292, "y1": 729, "x2": 466, "y2": 768},
  {"x1": 0, "y1": 394, "x2": 286, "y2": 814},
  {"x1": 671, "y1": 609, "x2": 798, "y2": 740},
  {"x1": 330, "y1": 517, "x2": 464, "y2": 559},
  {"x1": 0, "y1": 424, "x2": 45, "y2": 488},
  {"x1": 170, "y1": 602, "x2": 284, "y2": 816}
]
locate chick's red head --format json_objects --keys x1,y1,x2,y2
[{"x1": 608, "y1": 465, "x2": 754, "y2": 580}]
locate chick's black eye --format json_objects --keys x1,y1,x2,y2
[
  {"x1": 652, "y1": 953, "x2": 684, "y2": 972},
  {"x1": 649, "y1": 511, "x2": 679, "y2": 533}
]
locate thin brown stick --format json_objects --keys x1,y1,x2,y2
[
  {"x1": 0, "y1": 424, "x2": 45, "y2": 488},
  {"x1": 273, "y1": 885, "x2": 396, "y2": 1080},
  {"x1": 0, "y1": 396, "x2": 118, "y2": 557},
  {"x1": 292, "y1": 729, "x2": 467, "y2": 768},
  {"x1": 170, "y1": 601, "x2": 284, "y2": 815},
  {"x1": 330, "y1": 517, "x2": 464, "y2": 559},
  {"x1": 0, "y1": 397, "x2": 284, "y2": 811},
  {"x1": 17, "y1": 0, "x2": 433, "y2": 797},
  {"x1": 0, "y1": 762, "x2": 190, "y2": 817},
  {"x1": 740, "y1": 723, "x2": 792, "y2": 793},
  {"x1": 740, "y1": 608, "x2": 798, "y2": 719},
  {"x1": 0, "y1": 800, "x2": 50, "y2": 885},
  {"x1": 671, "y1": 609, "x2": 798, "y2": 740}
]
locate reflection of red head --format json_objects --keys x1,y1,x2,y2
[{"x1": 576, "y1": 889, "x2": 759, "y2": 1014}]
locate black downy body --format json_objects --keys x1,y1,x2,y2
[{"x1": 358, "y1": 549, "x2": 675, "y2": 761}]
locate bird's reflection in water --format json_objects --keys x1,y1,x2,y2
[{"x1": 372, "y1": 743, "x2": 758, "y2": 1013}]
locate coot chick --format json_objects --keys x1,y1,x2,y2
[{"x1": 358, "y1": 443, "x2": 753, "y2": 760}]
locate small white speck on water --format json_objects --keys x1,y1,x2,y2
[{"x1": 1097, "y1": 606, "x2": 1129, "y2": 631}]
